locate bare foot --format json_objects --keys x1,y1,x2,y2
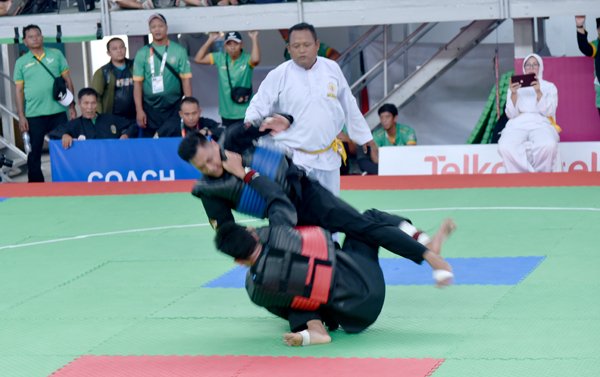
[
  {"x1": 427, "y1": 218, "x2": 456, "y2": 255},
  {"x1": 283, "y1": 332, "x2": 303, "y2": 347},
  {"x1": 282, "y1": 321, "x2": 332, "y2": 347}
]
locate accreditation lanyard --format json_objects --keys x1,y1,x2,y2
[
  {"x1": 149, "y1": 44, "x2": 168, "y2": 94},
  {"x1": 149, "y1": 44, "x2": 169, "y2": 78}
]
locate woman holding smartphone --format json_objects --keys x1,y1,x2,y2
[{"x1": 498, "y1": 53, "x2": 559, "y2": 173}]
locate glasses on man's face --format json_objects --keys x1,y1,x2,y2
[{"x1": 524, "y1": 63, "x2": 539, "y2": 69}]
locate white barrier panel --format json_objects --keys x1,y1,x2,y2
[{"x1": 379, "y1": 142, "x2": 600, "y2": 175}]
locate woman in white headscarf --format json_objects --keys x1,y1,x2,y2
[{"x1": 498, "y1": 53, "x2": 559, "y2": 173}]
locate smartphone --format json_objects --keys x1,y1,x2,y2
[{"x1": 511, "y1": 73, "x2": 536, "y2": 87}]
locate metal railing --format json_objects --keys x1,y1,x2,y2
[
  {"x1": 0, "y1": 65, "x2": 27, "y2": 168},
  {"x1": 347, "y1": 22, "x2": 438, "y2": 97}
]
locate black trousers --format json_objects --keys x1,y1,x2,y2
[
  {"x1": 291, "y1": 173, "x2": 427, "y2": 264},
  {"x1": 27, "y1": 112, "x2": 68, "y2": 182},
  {"x1": 273, "y1": 210, "x2": 393, "y2": 334},
  {"x1": 221, "y1": 117, "x2": 244, "y2": 127},
  {"x1": 142, "y1": 101, "x2": 181, "y2": 138}
]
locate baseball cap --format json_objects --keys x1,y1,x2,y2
[
  {"x1": 148, "y1": 13, "x2": 167, "y2": 25},
  {"x1": 225, "y1": 31, "x2": 242, "y2": 43}
]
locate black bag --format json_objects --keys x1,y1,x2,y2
[
  {"x1": 225, "y1": 54, "x2": 252, "y2": 104},
  {"x1": 52, "y1": 76, "x2": 69, "y2": 101},
  {"x1": 35, "y1": 56, "x2": 73, "y2": 106},
  {"x1": 230, "y1": 86, "x2": 252, "y2": 104}
]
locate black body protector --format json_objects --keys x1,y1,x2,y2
[{"x1": 246, "y1": 226, "x2": 336, "y2": 311}]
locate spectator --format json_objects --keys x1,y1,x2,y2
[
  {"x1": 575, "y1": 16, "x2": 600, "y2": 116},
  {"x1": 372, "y1": 103, "x2": 417, "y2": 147},
  {"x1": 194, "y1": 31, "x2": 260, "y2": 126},
  {"x1": 0, "y1": 1, "x2": 12, "y2": 16},
  {"x1": 161, "y1": 96, "x2": 224, "y2": 138},
  {"x1": 48, "y1": 88, "x2": 136, "y2": 149},
  {"x1": 5, "y1": 0, "x2": 56, "y2": 15},
  {"x1": 14, "y1": 24, "x2": 77, "y2": 182},
  {"x1": 91, "y1": 37, "x2": 136, "y2": 121},
  {"x1": 244, "y1": 22, "x2": 375, "y2": 196},
  {"x1": 498, "y1": 53, "x2": 559, "y2": 173},
  {"x1": 210, "y1": 0, "x2": 238, "y2": 4},
  {"x1": 355, "y1": 103, "x2": 417, "y2": 175},
  {"x1": 279, "y1": 29, "x2": 341, "y2": 62},
  {"x1": 109, "y1": 0, "x2": 154, "y2": 10},
  {"x1": 133, "y1": 13, "x2": 192, "y2": 137},
  {"x1": 181, "y1": 0, "x2": 210, "y2": 6}
]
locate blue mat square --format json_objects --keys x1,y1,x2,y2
[
  {"x1": 205, "y1": 266, "x2": 249, "y2": 288},
  {"x1": 381, "y1": 256, "x2": 544, "y2": 285},
  {"x1": 0, "y1": 197, "x2": 7, "y2": 202},
  {"x1": 203, "y1": 256, "x2": 545, "y2": 288}
]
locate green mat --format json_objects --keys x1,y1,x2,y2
[{"x1": 0, "y1": 186, "x2": 599, "y2": 376}]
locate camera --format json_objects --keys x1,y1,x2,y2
[{"x1": 1, "y1": 154, "x2": 14, "y2": 168}]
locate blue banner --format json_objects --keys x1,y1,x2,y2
[{"x1": 50, "y1": 138, "x2": 201, "y2": 182}]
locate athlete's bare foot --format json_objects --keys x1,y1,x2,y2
[
  {"x1": 427, "y1": 218, "x2": 456, "y2": 255},
  {"x1": 283, "y1": 332, "x2": 303, "y2": 347},
  {"x1": 282, "y1": 320, "x2": 332, "y2": 347}
]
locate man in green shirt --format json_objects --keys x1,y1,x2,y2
[
  {"x1": 194, "y1": 31, "x2": 260, "y2": 126},
  {"x1": 576, "y1": 16, "x2": 600, "y2": 116},
  {"x1": 14, "y1": 24, "x2": 77, "y2": 182},
  {"x1": 133, "y1": 13, "x2": 192, "y2": 137},
  {"x1": 373, "y1": 103, "x2": 417, "y2": 147},
  {"x1": 357, "y1": 103, "x2": 416, "y2": 175}
]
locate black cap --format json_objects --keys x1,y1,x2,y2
[
  {"x1": 596, "y1": 17, "x2": 600, "y2": 29},
  {"x1": 225, "y1": 31, "x2": 242, "y2": 43}
]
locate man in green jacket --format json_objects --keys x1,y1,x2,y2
[{"x1": 91, "y1": 37, "x2": 136, "y2": 121}]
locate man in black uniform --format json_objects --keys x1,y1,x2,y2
[
  {"x1": 159, "y1": 96, "x2": 225, "y2": 138},
  {"x1": 178, "y1": 127, "x2": 453, "y2": 274},
  {"x1": 48, "y1": 88, "x2": 137, "y2": 149},
  {"x1": 215, "y1": 208, "x2": 455, "y2": 347}
]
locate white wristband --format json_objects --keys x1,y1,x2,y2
[
  {"x1": 417, "y1": 233, "x2": 431, "y2": 245},
  {"x1": 399, "y1": 221, "x2": 417, "y2": 236},
  {"x1": 399, "y1": 221, "x2": 431, "y2": 245},
  {"x1": 432, "y1": 269, "x2": 454, "y2": 283},
  {"x1": 299, "y1": 330, "x2": 310, "y2": 346}
]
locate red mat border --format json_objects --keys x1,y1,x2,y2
[
  {"x1": 0, "y1": 172, "x2": 598, "y2": 198},
  {"x1": 50, "y1": 355, "x2": 445, "y2": 377}
]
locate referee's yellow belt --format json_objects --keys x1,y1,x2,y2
[{"x1": 298, "y1": 138, "x2": 347, "y2": 165}]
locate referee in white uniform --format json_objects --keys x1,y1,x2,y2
[{"x1": 244, "y1": 22, "x2": 376, "y2": 196}]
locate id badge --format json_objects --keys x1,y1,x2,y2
[{"x1": 151, "y1": 76, "x2": 164, "y2": 94}]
